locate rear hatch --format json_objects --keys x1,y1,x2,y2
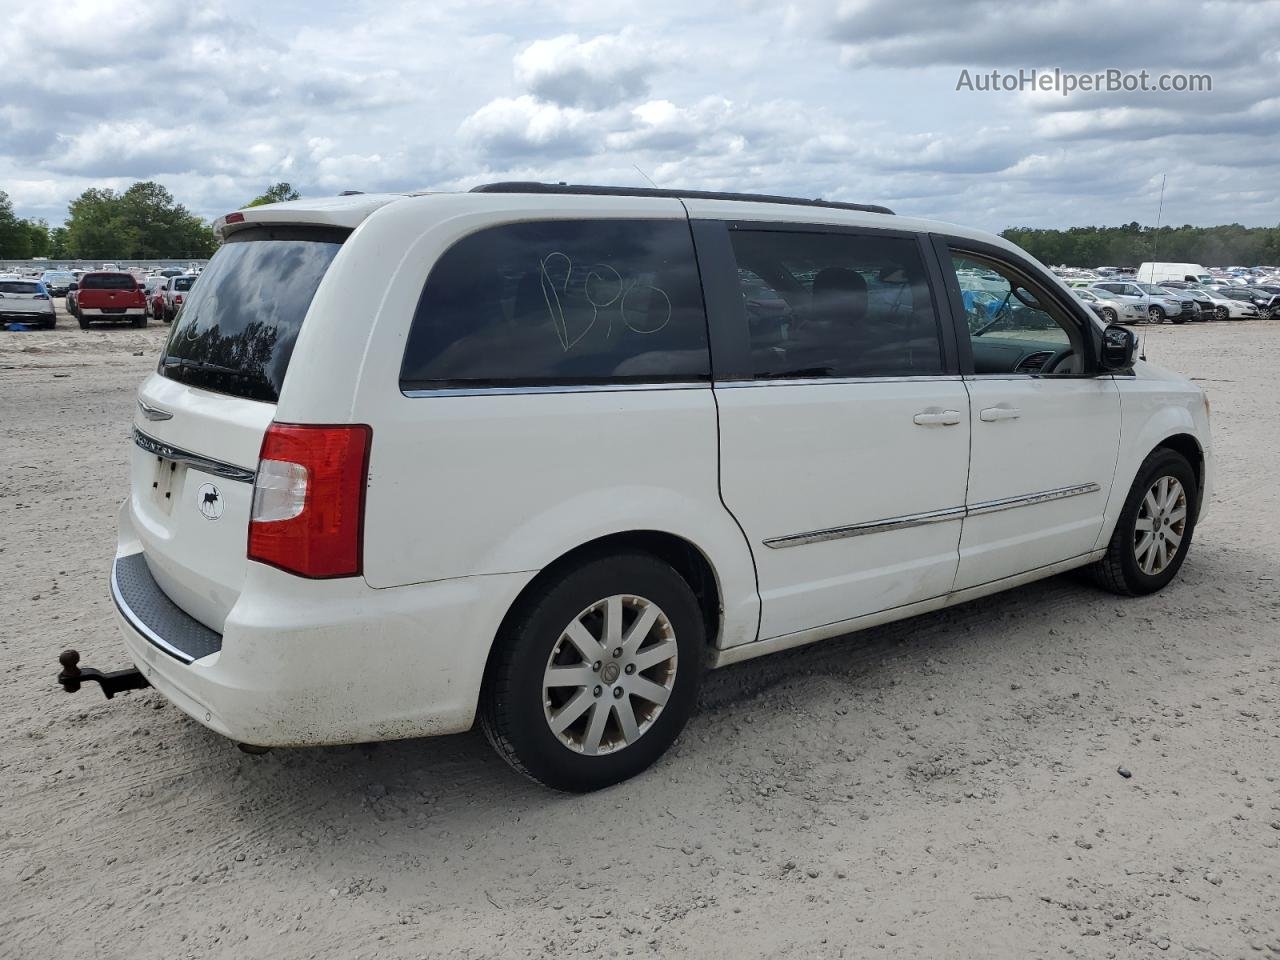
[
  {"x1": 130, "y1": 225, "x2": 347, "y2": 632},
  {"x1": 0, "y1": 279, "x2": 51, "y2": 315},
  {"x1": 80, "y1": 273, "x2": 144, "y2": 311}
]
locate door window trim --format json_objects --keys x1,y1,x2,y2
[
  {"x1": 690, "y1": 219, "x2": 962, "y2": 384},
  {"x1": 929, "y1": 233, "x2": 1103, "y2": 379}
]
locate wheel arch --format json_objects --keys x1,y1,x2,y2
[
  {"x1": 1153, "y1": 432, "x2": 1206, "y2": 514},
  {"x1": 483, "y1": 530, "x2": 727, "y2": 689}
]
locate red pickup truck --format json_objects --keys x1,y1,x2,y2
[{"x1": 72, "y1": 272, "x2": 148, "y2": 328}]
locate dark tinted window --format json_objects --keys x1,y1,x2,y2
[
  {"x1": 724, "y1": 229, "x2": 944, "y2": 379},
  {"x1": 160, "y1": 227, "x2": 345, "y2": 403},
  {"x1": 82, "y1": 273, "x2": 137, "y2": 290},
  {"x1": 0, "y1": 281, "x2": 40, "y2": 294},
  {"x1": 400, "y1": 219, "x2": 709, "y2": 389}
]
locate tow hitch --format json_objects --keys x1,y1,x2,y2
[{"x1": 56, "y1": 649, "x2": 150, "y2": 699}]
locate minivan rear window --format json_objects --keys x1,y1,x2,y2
[
  {"x1": 400, "y1": 219, "x2": 709, "y2": 390},
  {"x1": 160, "y1": 226, "x2": 346, "y2": 403},
  {"x1": 81, "y1": 273, "x2": 137, "y2": 290}
]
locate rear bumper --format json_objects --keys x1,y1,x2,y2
[
  {"x1": 80, "y1": 307, "x2": 144, "y2": 317},
  {"x1": 113, "y1": 506, "x2": 535, "y2": 747}
]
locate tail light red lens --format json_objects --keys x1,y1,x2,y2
[
  {"x1": 175, "y1": 294, "x2": 184, "y2": 304},
  {"x1": 248, "y1": 423, "x2": 372, "y2": 578}
]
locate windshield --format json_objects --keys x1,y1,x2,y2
[
  {"x1": 159, "y1": 227, "x2": 346, "y2": 403},
  {"x1": 1138, "y1": 284, "x2": 1167, "y2": 295}
]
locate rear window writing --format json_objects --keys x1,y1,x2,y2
[
  {"x1": 81, "y1": 273, "x2": 137, "y2": 290},
  {"x1": 159, "y1": 228, "x2": 345, "y2": 403},
  {"x1": 400, "y1": 219, "x2": 709, "y2": 389}
]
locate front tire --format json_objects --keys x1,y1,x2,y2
[
  {"x1": 1087, "y1": 448, "x2": 1198, "y2": 596},
  {"x1": 1101, "y1": 307, "x2": 1117, "y2": 323},
  {"x1": 480, "y1": 552, "x2": 704, "y2": 792},
  {"x1": 1147, "y1": 305, "x2": 1165, "y2": 323}
]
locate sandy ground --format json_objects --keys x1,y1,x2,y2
[{"x1": 2, "y1": 306, "x2": 1277, "y2": 960}]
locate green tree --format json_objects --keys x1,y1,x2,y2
[
  {"x1": 245, "y1": 182, "x2": 301, "y2": 207},
  {"x1": 63, "y1": 182, "x2": 217, "y2": 259},
  {"x1": 1000, "y1": 223, "x2": 1280, "y2": 267},
  {"x1": 0, "y1": 190, "x2": 33, "y2": 258}
]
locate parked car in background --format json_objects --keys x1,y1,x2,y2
[
  {"x1": 1219, "y1": 287, "x2": 1279, "y2": 318},
  {"x1": 1157, "y1": 284, "x2": 1214, "y2": 321},
  {"x1": 0, "y1": 278, "x2": 56, "y2": 328},
  {"x1": 143, "y1": 276, "x2": 168, "y2": 319},
  {"x1": 1091, "y1": 280, "x2": 1187, "y2": 323},
  {"x1": 159, "y1": 274, "x2": 197, "y2": 322},
  {"x1": 76, "y1": 184, "x2": 1210, "y2": 792},
  {"x1": 1072, "y1": 288, "x2": 1146, "y2": 324},
  {"x1": 1193, "y1": 286, "x2": 1259, "y2": 319},
  {"x1": 40, "y1": 270, "x2": 75, "y2": 296},
  {"x1": 1140, "y1": 283, "x2": 1202, "y2": 322},
  {"x1": 74, "y1": 272, "x2": 147, "y2": 328}
]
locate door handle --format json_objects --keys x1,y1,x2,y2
[
  {"x1": 980, "y1": 405, "x2": 1022, "y2": 422},
  {"x1": 913, "y1": 409, "x2": 962, "y2": 426}
]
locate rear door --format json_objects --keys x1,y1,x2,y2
[
  {"x1": 696, "y1": 220, "x2": 971, "y2": 642},
  {"x1": 129, "y1": 226, "x2": 347, "y2": 630}
]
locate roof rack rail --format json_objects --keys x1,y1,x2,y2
[{"x1": 469, "y1": 181, "x2": 894, "y2": 216}]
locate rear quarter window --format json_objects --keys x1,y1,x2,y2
[{"x1": 400, "y1": 219, "x2": 710, "y2": 390}]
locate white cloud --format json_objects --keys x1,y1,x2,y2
[{"x1": 0, "y1": 0, "x2": 1278, "y2": 234}]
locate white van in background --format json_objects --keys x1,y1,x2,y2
[{"x1": 1137, "y1": 262, "x2": 1212, "y2": 284}]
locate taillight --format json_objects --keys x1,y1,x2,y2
[
  {"x1": 175, "y1": 294, "x2": 184, "y2": 304},
  {"x1": 248, "y1": 423, "x2": 372, "y2": 578}
]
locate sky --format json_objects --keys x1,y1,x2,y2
[{"x1": 1, "y1": 0, "x2": 1278, "y2": 233}]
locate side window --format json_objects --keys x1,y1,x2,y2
[
  {"x1": 400, "y1": 219, "x2": 709, "y2": 389},
  {"x1": 724, "y1": 229, "x2": 945, "y2": 379},
  {"x1": 949, "y1": 253, "x2": 1081, "y2": 376}
]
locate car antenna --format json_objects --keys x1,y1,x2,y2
[{"x1": 632, "y1": 163, "x2": 660, "y2": 189}]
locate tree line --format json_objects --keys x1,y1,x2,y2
[
  {"x1": 4, "y1": 182, "x2": 1278, "y2": 266},
  {"x1": 1000, "y1": 222, "x2": 1280, "y2": 268},
  {"x1": 0, "y1": 182, "x2": 300, "y2": 260}
]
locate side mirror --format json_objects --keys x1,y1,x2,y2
[
  {"x1": 68, "y1": 281, "x2": 78, "y2": 291},
  {"x1": 1099, "y1": 324, "x2": 1138, "y2": 371}
]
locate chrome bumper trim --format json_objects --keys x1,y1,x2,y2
[{"x1": 133, "y1": 427, "x2": 255, "y2": 483}]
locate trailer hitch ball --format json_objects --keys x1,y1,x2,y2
[{"x1": 55, "y1": 648, "x2": 150, "y2": 699}]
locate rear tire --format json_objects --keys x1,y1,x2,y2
[
  {"x1": 132, "y1": 314, "x2": 148, "y2": 328},
  {"x1": 480, "y1": 551, "x2": 704, "y2": 792},
  {"x1": 1087, "y1": 448, "x2": 1198, "y2": 596},
  {"x1": 77, "y1": 315, "x2": 89, "y2": 329}
]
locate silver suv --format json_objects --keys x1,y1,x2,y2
[{"x1": 1092, "y1": 281, "x2": 1186, "y2": 324}]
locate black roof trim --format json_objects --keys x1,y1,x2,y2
[{"x1": 469, "y1": 181, "x2": 894, "y2": 216}]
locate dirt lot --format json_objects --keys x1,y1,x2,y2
[{"x1": 2, "y1": 307, "x2": 1277, "y2": 960}]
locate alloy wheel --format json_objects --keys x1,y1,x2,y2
[
  {"x1": 1134, "y1": 476, "x2": 1187, "y2": 576},
  {"x1": 542, "y1": 595, "x2": 678, "y2": 756}
]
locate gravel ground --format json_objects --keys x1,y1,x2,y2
[{"x1": 2, "y1": 307, "x2": 1277, "y2": 960}]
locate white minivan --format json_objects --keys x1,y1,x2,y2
[{"x1": 89, "y1": 184, "x2": 1212, "y2": 791}]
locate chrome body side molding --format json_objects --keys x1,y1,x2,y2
[{"x1": 763, "y1": 482, "x2": 1102, "y2": 549}]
